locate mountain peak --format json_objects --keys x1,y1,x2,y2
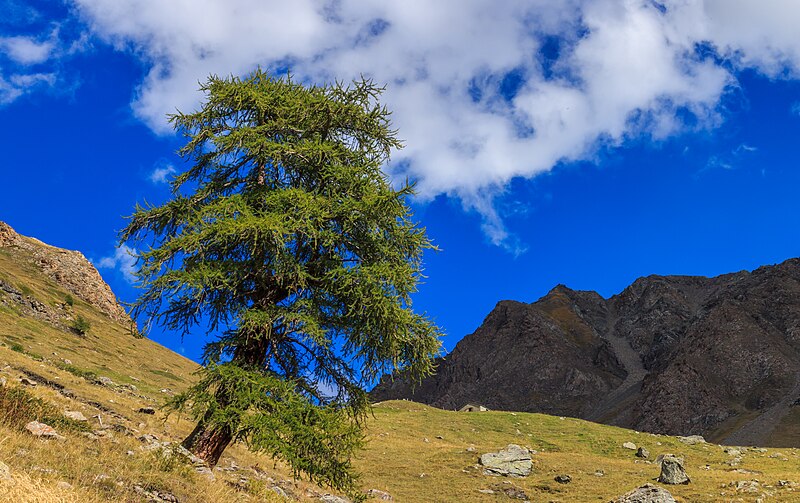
[{"x1": 0, "y1": 220, "x2": 129, "y2": 323}]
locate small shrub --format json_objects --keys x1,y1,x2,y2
[
  {"x1": 9, "y1": 343, "x2": 24, "y2": 353},
  {"x1": 64, "y1": 294, "x2": 74, "y2": 307},
  {"x1": 71, "y1": 315, "x2": 91, "y2": 335},
  {"x1": 0, "y1": 384, "x2": 89, "y2": 432}
]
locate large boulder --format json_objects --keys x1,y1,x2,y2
[
  {"x1": 479, "y1": 444, "x2": 532, "y2": 477},
  {"x1": 25, "y1": 421, "x2": 64, "y2": 440},
  {"x1": 612, "y1": 484, "x2": 676, "y2": 503},
  {"x1": 657, "y1": 454, "x2": 690, "y2": 484}
]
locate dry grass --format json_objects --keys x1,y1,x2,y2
[
  {"x1": 0, "y1": 237, "x2": 798, "y2": 502},
  {"x1": 357, "y1": 402, "x2": 800, "y2": 502}
]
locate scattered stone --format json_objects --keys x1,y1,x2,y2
[
  {"x1": 657, "y1": 455, "x2": 690, "y2": 485},
  {"x1": 93, "y1": 474, "x2": 111, "y2": 484},
  {"x1": 97, "y1": 376, "x2": 115, "y2": 386},
  {"x1": 611, "y1": 483, "x2": 676, "y2": 503},
  {"x1": 320, "y1": 494, "x2": 350, "y2": 503},
  {"x1": 365, "y1": 488, "x2": 393, "y2": 500},
  {"x1": 62, "y1": 359, "x2": 72, "y2": 365},
  {"x1": 622, "y1": 441, "x2": 637, "y2": 450},
  {"x1": 479, "y1": 444, "x2": 532, "y2": 477},
  {"x1": 56, "y1": 481, "x2": 72, "y2": 490},
  {"x1": 272, "y1": 486, "x2": 288, "y2": 497},
  {"x1": 489, "y1": 482, "x2": 528, "y2": 500},
  {"x1": 677, "y1": 435, "x2": 705, "y2": 445},
  {"x1": 25, "y1": 421, "x2": 64, "y2": 440},
  {"x1": 466, "y1": 446, "x2": 476, "y2": 452},
  {"x1": 137, "y1": 407, "x2": 156, "y2": 415},
  {"x1": 64, "y1": 410, "x2": 87, "y2": 422},
  {"x1": 724, "y1": 447, "x2": 742, "y2": 457},
  {"x1": 777, "y1": 480, "x2": 795, "y2": 487},
  {"x1": 126, "y1": 450, "x2": 135, "y2": 456},
  {"x1": 554, "y1": 474, "x2": 572, "y2": 484},
  {"x1": 0, "y1": 461, "x2": 10, "y2": 480},
  {"x1": 733, "y1": 480, "x2": 760, "y2": 493},
  {"x1": 478, "y1": 488, "x2": 495, "y2": 494},
  {"x1": 636, "y1": 447, "x2": 650, "y2": 459},
  {"x1": 19, "y1": 377, "x2": 37, "y2": 386},
  {"x1": 435, "y1": 435, "x2": 444, "y2": 439},
  {"x1": 594, "y1": 470, "x2": 605, "y2": 477},
  {"x1": 0, "y1": 377, "x2": 6, "y2": 386}
]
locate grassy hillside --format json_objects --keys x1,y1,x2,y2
[{"x1": 0, "y1": 229, "x2": 797, "y2": 502}]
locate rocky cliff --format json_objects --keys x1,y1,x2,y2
[
  {"x1": 372, "y1": 259, "x2": 800, "y2": 446},
  {"x1": 0, "y1": 221, "x2": 129, "y2": 323}
]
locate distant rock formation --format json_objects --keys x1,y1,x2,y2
[
  {"x1": 0, "y1": 221, "x2": 129, "y2": 323},
  {"x1": 372, "y1": 259, "x2": 800, "y2": 446}
]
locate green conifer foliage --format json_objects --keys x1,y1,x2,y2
[{"x1": 121, "y1": 69, "x2": 442, "y2": 497}]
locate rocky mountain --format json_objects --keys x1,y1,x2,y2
[
  {"x1": 372, "y1": 259, "x2": 800, "y2": 447},
  {"x1": 0, "y1": 221, "x2": 128, "y2": 323}
]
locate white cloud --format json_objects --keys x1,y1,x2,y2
[
  {"x1": 95, "y1": 245, "x2": 138, "y2": 283},
  {"x1": 0, "y1": 35, "x2": 55, "y2": 65},
  {"x1": 69, "y1": 0, "x2": 800, "y2": 248},
  {"x1": 149, "y1": 164, "x2": 176, "y2": 184},
  {"x1": 0, "y1": 71, "x2": 57, "y2": 105}
]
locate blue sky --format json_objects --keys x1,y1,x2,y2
[{"x1": 2, "y1": 1, "x2": 800, "y2": 362}]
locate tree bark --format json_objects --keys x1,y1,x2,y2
[{"x1": 182, "y1": 413, "x2": 233, "y2": 468}]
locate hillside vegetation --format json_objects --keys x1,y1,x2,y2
[{"x1": 0, "y1": 223, "x2": 797, "y2": 502}]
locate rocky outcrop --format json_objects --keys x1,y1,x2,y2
[
  {"x1": 372, "y1": 258, "x2": 800, "y2": 446},
  {"x1": 478, "y1": 444, "x2": 532, "y2": 477},
  {"x1": 0, "y1": 221, "x2": 128, "y2": 323}
]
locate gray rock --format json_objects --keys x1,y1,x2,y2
[
  {"x1": 657, "y1": 455, "x2": 690, "y2": 485},
  {"x1": 622, "y1": 441, "x2": 637, "y2": 450},
  {"x1": 612, "y1": 483, "x2": 676, "y2": 503},
  {"x1": 554, "y1": 474, "x2": 571, "y2": 484},
  {"x1": 479, "y1": 444, "x2": 532, "y2": 477},
  {"x1": 96, "y1": 376, "x2": 115, "y2": 386},
  {"x1": 320, "y1": 495, "x2": 350, "y2": 503},
  {"x1": 488, "y1": 483, "x2": 529, "y2": 500},
  {"x1": 636, "y1": 446, "x2": 650, "y2": 458},
  {"x1": 19, "y1": 377, "x2": 37, "y2": 386},
  {"x1": 365, "y1": 488, "x2": 393, "y2": 500},
  {"x1": 724, "y1": 447, "x2": 742, "y2": 456},
  {"x1": 64, "y1": 410, "x2": 87, "y2": 422},
  {"x1": 677, "y1": 435, "x2": 705, "y2": 445}
]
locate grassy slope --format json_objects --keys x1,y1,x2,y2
[{"x1": 0, "y1": 240, "x2": 798, "y2": 502}]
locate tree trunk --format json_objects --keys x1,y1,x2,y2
[{"x1": 182, "y1": 414, "x2": 233, "y2": 468}]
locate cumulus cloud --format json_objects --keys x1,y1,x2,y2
[
  {"x1": 70, "y1": 0, "x2": 800, "y2": 248},
  {"x1": 149, "y1": 164, "x2": 176, "y2": 184},
  {"x1": 0, "y1": 35, "x2": 56, "y2": 65},
  {"x1": 95, "y1": 244, "x2": 138, "y2": 283}
]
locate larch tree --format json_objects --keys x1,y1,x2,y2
[{"x1": 121, "y1": 69, "x2": 442, "y2": 497}]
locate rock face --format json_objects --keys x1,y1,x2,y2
[
  {"x1": 479, "y1": 444, "x2": 532, "y2": 477},
  {"x1": 0, "y1": 221, "x2": 129, "y2": 323},
  {"x1": 372, "y1": 259, "x2": 800, "y2": 446}
]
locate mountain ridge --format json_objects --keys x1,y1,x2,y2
[{"x1": 372, "y1": 258, "x2": 800, "y2": 447}]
